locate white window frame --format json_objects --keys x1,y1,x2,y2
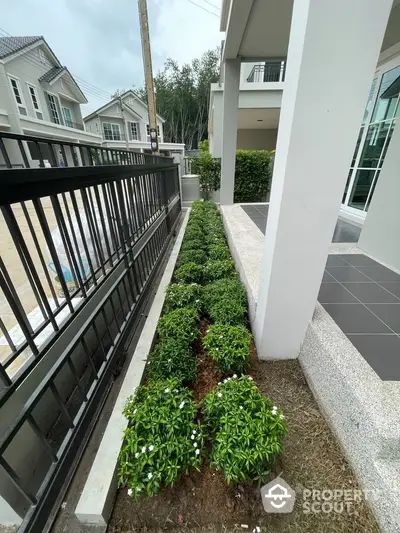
[
  {"x1": 8, "y1": 75, "x2": 27, "y2": 115},
  {"x1": 47, "y1": 92, "x2": 61, "y2": 125},
  {"x1": 129, "y1": 121, "x2": 140, "y2": 140},
  {"x1": 62, "y1": 106, "x2": 73, "y2": 128},
  {"x1": 26, "y1": 83, "x2": 43, "y2": 120},
  {"x1": 103, "y1": 122, "x2": 121, "y2": 141},
  {"x1": 38, "y1": 48, "x2": 46, "y2": 64}
]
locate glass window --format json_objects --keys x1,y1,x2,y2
[
  {"x1": 343, "y1": 169, "x2": 354, "y2": 203},
  {"x1": 130, "y1": 122, "x2": 139, "y2": 140},
  {"x1": 103, "y1": 122, "x2": 121, "y2": 140},
  {"x1": 371, "y1": 65, "x2": 400, "y2": 122},
  {"x1": 9, "y1": 77, "x2": 27, "y2": 115},
  {"x1": 357, "y1": 121, "x2": 391, "y2": 168},
  {"x1": 62, "y1": 107, "x2": 73, "y2": 127},
  {"x1": 47, "y1": 93, "x2": 60, "y2": 124},
  {"x1": 28, "y1": 85, "x2": 43, "y2": 120},
  {"x1": 348, "y1": 169, "x2": 378, "y2": 210},
  {"x1": 351, "y1": 127, "x2": 364, "y2": 166},
  {"x1": 362, "y1": 79, "x2": 377, "y2": 125}
]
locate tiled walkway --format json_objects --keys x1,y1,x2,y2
[
  {"x1": 241, "y1": 203, "x2": 361, "y2": 243},
  {"x1": 320, "y1": 254, "x2": 400, "y2": 380}
]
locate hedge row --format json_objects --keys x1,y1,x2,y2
[
  {"x1": 190, "y1": 149, "x2": 274, "y2": 203},
  {"x1": 118, "y1": 201, "x2": 286, "y2": 498}
]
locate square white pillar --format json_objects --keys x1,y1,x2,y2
[
  {"x1": 254, "y1": 0, "x2": 393, "y2": 360},
  {"x1": 220, "y1": 59, "x2": 240, "y2": 205}
]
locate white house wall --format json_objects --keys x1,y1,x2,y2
[{"x1": 237, "y1": 128, "x2": 278, "y2": 150}]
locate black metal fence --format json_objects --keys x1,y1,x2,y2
[
  {"x1": 0, "y1": 132, "x2": 181, "y2": 533},
  {"x1": 247, "y1": 60, "x2": 286, "y2": 83}
]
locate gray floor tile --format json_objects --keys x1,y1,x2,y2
[
  {"x1": 322, "y1": 271, "x2": 336, "y2": 282},
  {"x1": 338, "y1": 254, "x2": 379, "y2": 267},
  {"x1": 342, "y1": 282, "x2": 400, "y2": 303},
  {"x1": 380, "y1": 283, "x2": 400, "y2": 299},
  {"x1": 366, "y1": 304, "x2": 400, "y2": 333},
  {"x1": 332, "y1": 220, "x2": 361, "y2": 243},
  {"x1": 357, "y1": 265, "x2": 400, "y2": 283},
  {"x1": 325, "y1": 266, "x2": 372, "y2": 282},
  {"x1": 326, "y1": 255, "x2": 349, "y2": 267},
  {"x1": 318, "y1": 283, "x2": 358, "y2": 303},
  {"x1": 347, "y1": 334, "x2": 400, "y2": 381},
  {"x1": 322, "y1": 303, "x2": 391, "y2": 333}
]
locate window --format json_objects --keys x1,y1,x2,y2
[
  {"x1": 103, "y1": 122, "x2": 121, "y2": 140},
  {"x1": 27, "y1": 84, "x2": 43, "y2": 120},
  {"x1": 38, "y1": 49, "x2": 46, "y2": 64},
  {"x1": 9, "y1": 77, "x2": 27, "y2": 115},
  {"x1": 47, "y1": 93, "x2": 60, "y2": 124},
  {"x1": 62, "y1": 107, "x2": 73, "y2": 128},
  {"x1": 129, "y1": 122, "x2": 140, "y2": 140}
]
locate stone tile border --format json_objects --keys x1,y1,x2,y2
[{"x1": 75, "y1": 210, "x2": 189, "y2": 526}]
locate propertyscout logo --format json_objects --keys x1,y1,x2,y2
[{"x1": 261, "y1": 476, "x2": 373, "y2": 515}]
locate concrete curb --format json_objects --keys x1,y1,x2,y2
[{"x1": 75, "y1": 210, "x2": 189, "y2": 526}]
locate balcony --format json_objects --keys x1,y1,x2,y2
[
  {"x1": 247, "y1": 61, "x2": 286, "y2": 83},
  {"x1": 63, "y1": 119, "x2": 85, "y2": 131}
]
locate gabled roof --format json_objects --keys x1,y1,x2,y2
[
  {"x1": 0, "y1": 36, "x2": 42, "y2": 59},
  {"x1": 83, "y1": 89, "x2": 165, "y2": 123}
]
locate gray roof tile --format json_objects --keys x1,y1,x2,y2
[
  {"x1": 0, "y1": 36, "x2": 42, "y2": 59},
  {"x1": 38, "y1": 66, "x2": 66, "y2": 83}
]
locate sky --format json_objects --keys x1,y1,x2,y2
[{"x1": 0, "y1": 0, "x2": 222, "y2": 115}]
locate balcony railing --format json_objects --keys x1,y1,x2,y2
[
  {"x1": 64, "y1": 120, "x2": 85, "y2": 131},
  {"x1": 0, "y1": 131, "x2": 180, "y2": 533},
  {"x1": 247, "y1": 60, "x2": 286, "y2": 83}
]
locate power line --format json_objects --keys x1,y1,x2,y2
[
  {"x1": 201, "y1": 0, "x2": 220, "y2": 11},
  {"x1": 185, "y1": 0, "x2": 219, "y2": 17}
]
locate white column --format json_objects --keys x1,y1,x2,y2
[
  {"x1": 254, "y1": 0, "x2": 392, "y2": 360},
  {"x1": 220, "y1": 59, "x2": 240, "y2": 205},
  {"x1": 358, "y1": 122, "x2": 400, "y2": 271}
]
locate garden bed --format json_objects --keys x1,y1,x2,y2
[{"x1": 108, "y1": 202, "x2": 379, "y2": 533}]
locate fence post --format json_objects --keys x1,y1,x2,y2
[{"x1": 161, "y1": 170, "x2": 171, "y2": 233}]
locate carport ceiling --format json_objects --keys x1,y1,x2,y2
[{"x1": 238, "y1": 108, "x2": 280, "y2": 129}]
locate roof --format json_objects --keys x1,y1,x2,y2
[
  {"x1": 83, "y1": 89, "x2": 165, "y2": 123},
  {"x1": 0, "y1": 36, "x2": 42, "y2": 59},
  {"x1": 39, "y1": 66, "x2": 67, "y2": 83}
]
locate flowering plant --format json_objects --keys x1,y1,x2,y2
[
  {"x1": 203, "y1": 376, "x2": 286, "y2": 484},
  {"x1": 177, "y1": 249, "x2": 207, "y2": 267},
  {"x1": 119, "y1": 378, "x2": 205, "y2": 497},
  {"x1": 157, "y1": 307, "x2": 199, "y2": 344},
  {"x1": 147, "y1": 339, "x2": 197, "y2": 384},
  {"x1": 164, "y1": 283, "x2": 203, "y2": 313},
  {"x1": 175, "y1": 262, "x2": 204, "y2": 284},
  {"x1": 203, "y1": 324, "x2": 252, "y2": 373},
  {"x1": 203, "y1": 259, "x2": 236, "y2": 283}
]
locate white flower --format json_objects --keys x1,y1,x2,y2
[
  {"x1": 196, "y1": 299, "x2": 199, "y2": 303},
  {"x1": 273, "y1": 406, "x2": 277, "y2": 410},
  {"x1": 193, "y1": 442, "x2": 198, "y2": 448},
  {"x1": 272, "y1": 409, "x2": 277, "y2": 416},
  {"x1": 206, "y1": 329, "x2": 210, "y2": 333},
  {"x1": 195, "y1": 449, "x2": 200, "y2": 455},
  {"x1": 133, "y1": 409, "x2": 137, "y2": 414},
  {"x1": 142, "y1": 446, "x2": 146, "y2": 453},
  {"x1": 148, "y1": 472, "x2": 153, "y2": 480},
  {"x1": 192, "y1": 429, "x2": 197, "y2": 434},
  {"x1": 227, "y1": 377, "x2": 231, "y2": 381},
  {"x1": 149, "y1": 445, "x2": 154, "y2": 451},
  {"x1": 233, "y1": 374, "x2": 237, "y2": 379},
  {"x1": 179, "y1": 401, "x2": 185, "y2": 409},
  {"x1": 215, "y1": 348, "x2": 219, "y2": 351},
  {"x1": 219, "y1": 335, "x2": 223, "y2": 339},
  {"x1": 223, "y1": 379, "x2": 227, "y2": 383},
  {"x1": 191, "y1": 434, "x2": 195, "y2": 440},
  {"x1": 218, "y1": 382, "x2": 221, "y2": 385},
  {"x1": 280, "y1": 414, "x2": 285, "y2": 420},
  {"x1": 239, "y1": 406, "x2": 243, "y2": 410},
  {"x1": 248, "y1": 376, "x2": 253, "y2": 381},
  {"x1": 135, "y1": 452, "x2": 139, "y2": 458},
  {"x1": 128, "y1": 488, "x2": 133, "y2": 497},
  {"x1": 168, "y1": 359, "x2": 171, "y2": 362},
  {"x1": 217, "y1": 392, "x2": 222, "y2": 398},
  {"x1": 164, "y1": 388, "x2": 170, "y2": 393}
]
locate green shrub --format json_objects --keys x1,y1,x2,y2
[
  {"x1": 184, "y1": 227, "x2": 205, "y2": 242},
  {"x1": 119, "y1": 378, "x2": 205, "y2": 497},
  {"x1": 203, "y1": 376, "x2": 286, "y2": 483},
  {"x1": 208, "y1": 244, "x2": 231, "y2": 261},
  {"x1": 177, "y1": 249, "x2": 207, "y2": 267},
  {"x1": 209, "y1": 298, "x2": 247, "y2": 325},
  {"x1": 175, "y1": 262, "x2": 204, "y2": 284},
  {"x1": 234, "y1": 150, "x2": 273, "y2": 203},
  {"x1": 148, "y1": 340, "x2": 196, "y2": 383},
  {"x1": 203, "y1": 278, "x2": 247, "y2": 310},
  {"x1": 180, "y1": 239, "x2": 207, "y2": 253},
  {"x1": 203, "y1": 260, "x2": 236, "y2": 283},
  {"x1": 164, "y1": 283, "x2": 203, "y2": 313},
  {"x1": 157, "y1": 308, "x2": 199, "y2": 344},
  {"x1": 191, "y1": 153, "x2": 221, "y2": 200},
  {"x1": 203, "y1": 324, "x2": 251, "y2": 373}
]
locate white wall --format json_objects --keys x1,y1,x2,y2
[
  {"x1": 358, "y1": 122, "x2": 400, "y2": 271},
  {"x1": 237, "y1": 129, "x2": 277, "y2": 150}
]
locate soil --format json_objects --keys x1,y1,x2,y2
[{"x1": 108, "y1": 341, "x2": 380, "y2": 533}]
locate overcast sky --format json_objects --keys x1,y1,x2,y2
[{"x1": 0, "y1": 0, "x2": 222, "y2": 114}]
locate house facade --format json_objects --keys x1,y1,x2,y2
[
  {"x1": 0, "y1": 36, "x2": 103, "y2": 152},
  {"x1": 83, "y1": 90, "x2": 185, "y2": 157}
]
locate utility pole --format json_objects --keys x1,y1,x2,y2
[
  {"x1": 119, "y1": 96, "x2": 130, "y2": 151},
  {"x1": 138, "y1": 0, "x2": 159, "y2": 154}
]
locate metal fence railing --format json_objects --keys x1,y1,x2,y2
[
  {"x1": 0, "y1": 132, "x2": 181, "y2": 533},
  {"x1": 247, "y1": 60, "x2": 286, "y2": 83}
]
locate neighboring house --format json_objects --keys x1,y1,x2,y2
[
  {"x1": 0, "y1": 35, "x2": 102, "y2": 155},
  {"x1": 83, "y1": 90, "x2": 185, "y2": 157},
  {"x1": 209, "y1": 59, "x2": 285, "y2": 157}
]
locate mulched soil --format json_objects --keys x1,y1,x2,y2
[{"x1": 108, "y1": 323, "x2": 380, "y2": 533}]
